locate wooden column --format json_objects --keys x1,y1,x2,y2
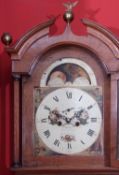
[
  {"x1": 110, "y1": 73, "x2": 119, "y2": 167},
  {"x1": 13, "y1": 75, "x2": 21, "y2": 167}
]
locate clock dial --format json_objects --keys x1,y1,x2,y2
[{"x1": 35, "y1": 87, "x2": 102, "y2": 155}]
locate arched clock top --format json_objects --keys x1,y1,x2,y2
[
  {"x1": 4, "y1": 17, "x2": 56, "y2": 54},
  {"x1": 82, "y1": 18, "x2": 119, "y2": 59},
  {"x1": 2, "y1": 18, "x2": 119, "y2": 75}
]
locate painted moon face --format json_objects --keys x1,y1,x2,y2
[{"x1": 40, "y1": 58, "x2": 97, "y2": 87}]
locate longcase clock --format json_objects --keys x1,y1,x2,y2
[{"x1": 2, "y1": 2, "x2": 119, "y2": 175}]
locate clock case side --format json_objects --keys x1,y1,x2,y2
[
  {"x1": 4, "y1": 18, "x2": 119, "y2": 173},
  {"x1": 110, "y1": 73, "x2": 119, "y2": 167},
  {"x1": 6, "y1": 18, "x2": 57, "y2": 168}
]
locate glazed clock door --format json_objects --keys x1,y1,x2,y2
[
  {"x1": 26, "y1": 52, "x2": 107, "y2": 168},
  {"x1": 18, "y1": 38, "x2": 111, "y2": 171},
  {"x1": 33, "y1": 57, "x2": 104, "y2": 159}
]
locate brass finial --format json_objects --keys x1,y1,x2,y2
[
  {"x1": 1, "y1": 32, "x2": 13, "y2": 46},
  {"x1": 63, "y1": 1, "x2": 79, "y2": 23}
]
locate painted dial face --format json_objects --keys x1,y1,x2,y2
[{"x1": 35, "y1": 88, "x2": 102, "y2": 155}]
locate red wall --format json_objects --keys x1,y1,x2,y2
[{"x1": 0, "y1": 0, "x2": 119, "y2": 174}]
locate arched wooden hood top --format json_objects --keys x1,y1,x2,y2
[{"x1": 4, "y1": 17, "x2": 119, "y2": 75}]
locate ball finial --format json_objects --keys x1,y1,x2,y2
[
  {"x1": 1, "y1": 32, "x2": 13, "y2": 46},
  {"x1": 63, "y1": 1, "x2": 79, "y2": 24},
  {"x1": 63, "y1": 11, "x2": 74, "y2": 23}
]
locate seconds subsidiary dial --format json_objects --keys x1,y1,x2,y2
[{"x1": 35, "y1": 88, "x2": 102, "y2": 155}]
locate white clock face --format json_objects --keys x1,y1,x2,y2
[{"x1": 35, "y1": 88, "x2": 102, "y2": 155}]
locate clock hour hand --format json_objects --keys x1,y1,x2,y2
[
  {"x1": 62, "y1": 107, "x2": 75, "y2": 113},
  {"x1": 64, "y1": 117, "x2": 72, "y2": 124},
  {"x1": 54, "y1": 112, "x2": 72, "y2": 125}
]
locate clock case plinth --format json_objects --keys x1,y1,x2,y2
[{"x1": 4, "y1": 17, "x2": 119, "y2": 174}]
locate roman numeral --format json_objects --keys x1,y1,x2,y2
[
  {"x1": 67, "y1": 143, "x2": 72, "y2": 149},
  {"x1": 91, "y1": 118, "x2": 97, "y2": 122},
  {"x1": 44, "y1": 105, "x2": 51, "y2": 111},
  {"x1": 66, "y1": 91, "x2": 72, "y2": 99},
  {"x1": 54, "y1": 139, "x2": 60, "y2": 147},
  {"x1": 41, "y1": 118, "x2": 47, "y2": 123},
  {"x1": 80, "y1": 140, "x2": 85, "y2": 144},
  {"x1": 79, "y1": 95, "x2": 83, "y2": 102},
  {"x1": 87, "y1": 105, "x2": 93, "y2": 110},
  {"x1": 53, "y1": 96, "x2": 59, "y2": 102},
  {"x1": 43, "y1": 130, "x2": 50, "y2": 138},
  {"x1": 87, "y1": 129, "x2": 95, "y2": 137}
]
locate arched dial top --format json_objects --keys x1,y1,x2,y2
[{"x1": 40, "y1": 58, "x2": 97, "y2": 87}]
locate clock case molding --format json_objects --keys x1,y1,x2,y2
[{"x1": 3, "y1": 17, "x2": 119, "y2": 174}]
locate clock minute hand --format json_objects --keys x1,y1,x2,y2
[
  {"x1": 54, "y1": 112, "x2": 72, "y2": 124},
  {"x1": 56, "y1": 114, "x2": 71, "y2": 124},
  {"x1": 62, "y1": 107, "x2": 75, "y2": 113}
]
